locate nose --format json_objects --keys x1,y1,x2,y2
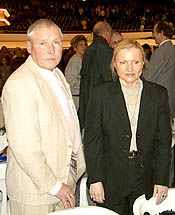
[
  {"x1": 128, "y1": 62, "x2": 133, "y2": 72},
  {"x1": 47, "y1": 43, "x2": 55, "y2": 54}
]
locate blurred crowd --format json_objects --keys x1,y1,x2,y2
[
  {"x1": 0, "y1": 46, "x2": 29, "y2": 94},
  {"x1": 0, "y1": 0, "x2": 175, "y2": 32}
]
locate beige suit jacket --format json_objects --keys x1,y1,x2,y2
[{"x1": 2, "y1": 56, "x2": 86, "y2": 205}]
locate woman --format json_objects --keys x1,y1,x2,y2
[
  {"x1": 84, "y1": 40, "x2": 172, "y2": 215},
  {"x1": 0, "y1": 56, "x2": 11, "y2": 88},
  {"x1": 65, "y1": 35, "x2": 88, "y2": 110}
]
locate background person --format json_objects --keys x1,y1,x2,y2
[
  {"x1": 143, "y1": 21, "x2": 175, "y2": 187},
  {"x1": 109, "y1": 31, "x2": 123, "y2": 49},
  {"x1": 84, "y1": 39, "x2": 172, "y2": 215},
  {"x1": 2, "y1": 19, "x2": 85, "y2": 215},
  {"x1": 65, "y1": 35, "x2": 88, "y2": 111},
  {"x1": 142, "y1": 43, "x2": 152, "y2": 61},
  {"x1": 79, "y1": 21, "x2": 113, "y2": 130},
  {"x1": 0, "y1": 56, "x2": 11, "y2": 93}
]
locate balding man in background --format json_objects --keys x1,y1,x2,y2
[
  {"x1": 79, "y1": 21, "x2": 113, "y2": 130},
  {"x1": 109, "y1": 31, "x2": 123, "y2": 50}
]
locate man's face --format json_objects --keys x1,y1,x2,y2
[
  {"x1": 153, "y1": 24, "x2": 161, "y2": 45},
  {"x1": 109, "y1": 34, "x2": 123, "y2": 49},
  {"x1": 27, "y1": 26, "x2": 62, "y2": 71}
]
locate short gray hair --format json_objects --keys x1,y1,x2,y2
[{"x1": 27, "y1": 19, "x2": 63, "y2": 41}]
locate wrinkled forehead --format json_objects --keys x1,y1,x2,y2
[{"x1": 32, "y1": 25, "x2": 62, "y2": 41}]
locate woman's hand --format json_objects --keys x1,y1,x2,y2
[
  {"x1": 153, "y1": 184, "x2": 168, "y2": 205},
  {"x1": 90, "y1": 182, "x2": 105, "y2": 203}
]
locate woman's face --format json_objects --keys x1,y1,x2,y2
[
  {"x1": 2, "y1": 57, "x2": 7, "y2": 65},
  {"x1": 114, "y1": 47, "x2": 144, "y2": 86},
  {"x1": 75, "y1": 40, "x2": 87, "y2": 57}
]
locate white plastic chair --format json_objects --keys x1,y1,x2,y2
[
  {"x1": 0, "y1": 162, "x2": 8, "y2": 215},
  {"x1": 79, "y1": 175, "x2": 96, "y2": 207},
  {"x1": 79, "y1": 176, "x2": 89, "y2": 206},
  {"x1": 133, "y1": 188, "x2": 175, "y2": 215},
  {"x1": 48, "y1": 206, "x2": 119, "y2": 215}
]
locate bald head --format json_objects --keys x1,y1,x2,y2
[{"x1": 93, "y1": 21, "x2": 112, "y2": 44}]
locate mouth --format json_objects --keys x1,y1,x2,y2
[
  {"x1": 46, "y1": 58, "x2": 55, "y2": 61},
  {"x1": 126, "y1": 73, "x2": 135, "y2": 78}
]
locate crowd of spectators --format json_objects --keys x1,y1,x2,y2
[
  {"x1": 0, "y1": 46, "x2": 28, "y2": 94},
  {"x1": 0, "y1": 0, "x2": 175, "y2": 33}
]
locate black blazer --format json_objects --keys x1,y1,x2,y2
[{"x1": 84, "y1": 78, "x2": 172, "y2": 201}]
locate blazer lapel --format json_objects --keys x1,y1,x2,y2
[
  {"x1": 32, "y1": 66, "x2": 71, "y2": 137},
  {"x1": 113, "y1": 79, "x2": 132, "y2": 135}
]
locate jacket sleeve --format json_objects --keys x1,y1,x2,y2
[
  {"x1": 143, "y1": 49, "x2": 164, "y2": 83},
  {"x1": 2, "y1": 79, "x2": 58, "y2": 194},
  {"x1": 154, "y1": 87, "x2": 172, "y2": 186},
  {"x1": 84, "y1": 87, "x2": 105, "y2": 185}
]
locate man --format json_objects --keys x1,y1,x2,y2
[
  {"x1": 79, "y1": 21, "x2": 113, "y2": 130},
  {"x1": 143, "y1": 21, "x2": 175, "y2": 120},
  {"x1": 109, "y1": 31, "x2": 123, "y2": 50},
  {"x1": 142, "y1": 43, "x2": 152, "y2": 61},
  {"x1": 2, "y1": 19, "x2": 85, "y2": 215},
  {"x1": 143, "y1": 21, "x2": 175, "y2": 187}
]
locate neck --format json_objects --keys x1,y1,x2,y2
[
  {"x1": 121, "y1": 79, "x2": 139, "y2": 87},
  {"x1": 76, "y1": 53, "x2": 83, "y2": 58}
]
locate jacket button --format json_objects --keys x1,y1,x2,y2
[
  {"x1": 126, "y1": 134, "x2": 130, "y2": 138},
  {"x1": 140, "y1": 164, "x2": 144, "y2": 168}
]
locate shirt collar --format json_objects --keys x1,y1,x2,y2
[
  {"x1": 159, "y1": 39, "x2": 171, "y2": 47},
  {"x1": 119, "y1": 78, "x2": 141, "y2": 89},
  {"x1": 94, "y1": 35, "x2": 109, "y2": 45}
]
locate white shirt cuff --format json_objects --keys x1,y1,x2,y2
[{"x1": 49, "y1": 180, "x2": 62, "y2": 196}]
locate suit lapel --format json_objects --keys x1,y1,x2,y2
[
  {"x1": 113, "y1": 79, "x2": 132, "y2": 135},
  {"x1": 31, "y1": 65, "x2": 71, "y2": 137}
]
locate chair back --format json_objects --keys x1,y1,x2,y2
[
  {"x1": 48, "y1": 206, "x2": 119, "y2": 215},
  {"x1": 133, "y1": 188, "x2": 175, "y2": 215}
]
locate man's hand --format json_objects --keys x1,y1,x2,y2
[
  {"x1": 55, "y1": 183, "x2": 75, "y2": 209},
  {"x1": 90, "y1": 182, "x2": 105, "y2": 204},
  {"x1": 153, "y1": 184, "x2": 168, "y2": 205}
]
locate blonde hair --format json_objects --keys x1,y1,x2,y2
[
  {"x1": 111, "y1": 39, "x2": 147, "y2": 78},
  {"x1": 27, "y1": 19, "x2": 63, "y2": 41}
]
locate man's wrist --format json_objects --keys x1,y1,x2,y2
[{"x1": 49, "y1": 181, "x2": 62, "y2": 196}]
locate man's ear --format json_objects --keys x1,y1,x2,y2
[{"x1": 26, "y1": 41, "x2": 32, "y2": 54}]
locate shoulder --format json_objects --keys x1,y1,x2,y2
[
  {"x1": 69, "y1": 55, "x2": 81, "y2": 64},
  {"x1": 4, "y1": 57, "x2": 43, "y2": 92},
  {"x1": 65, "y1": 55, "x2": 81, "y2": 72},
  {"x1": 7, "y1": 59, "x2": 35, "y2": 82},
  {"x1": 92, "y1": 79, "x2": 117, "y2": 95},
  {"x1": 157, "y1": 41, "x2": 175, "y2": 53},
  {"x1": 143, "y1": 78, "x2": 168, "y2": 96}
]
